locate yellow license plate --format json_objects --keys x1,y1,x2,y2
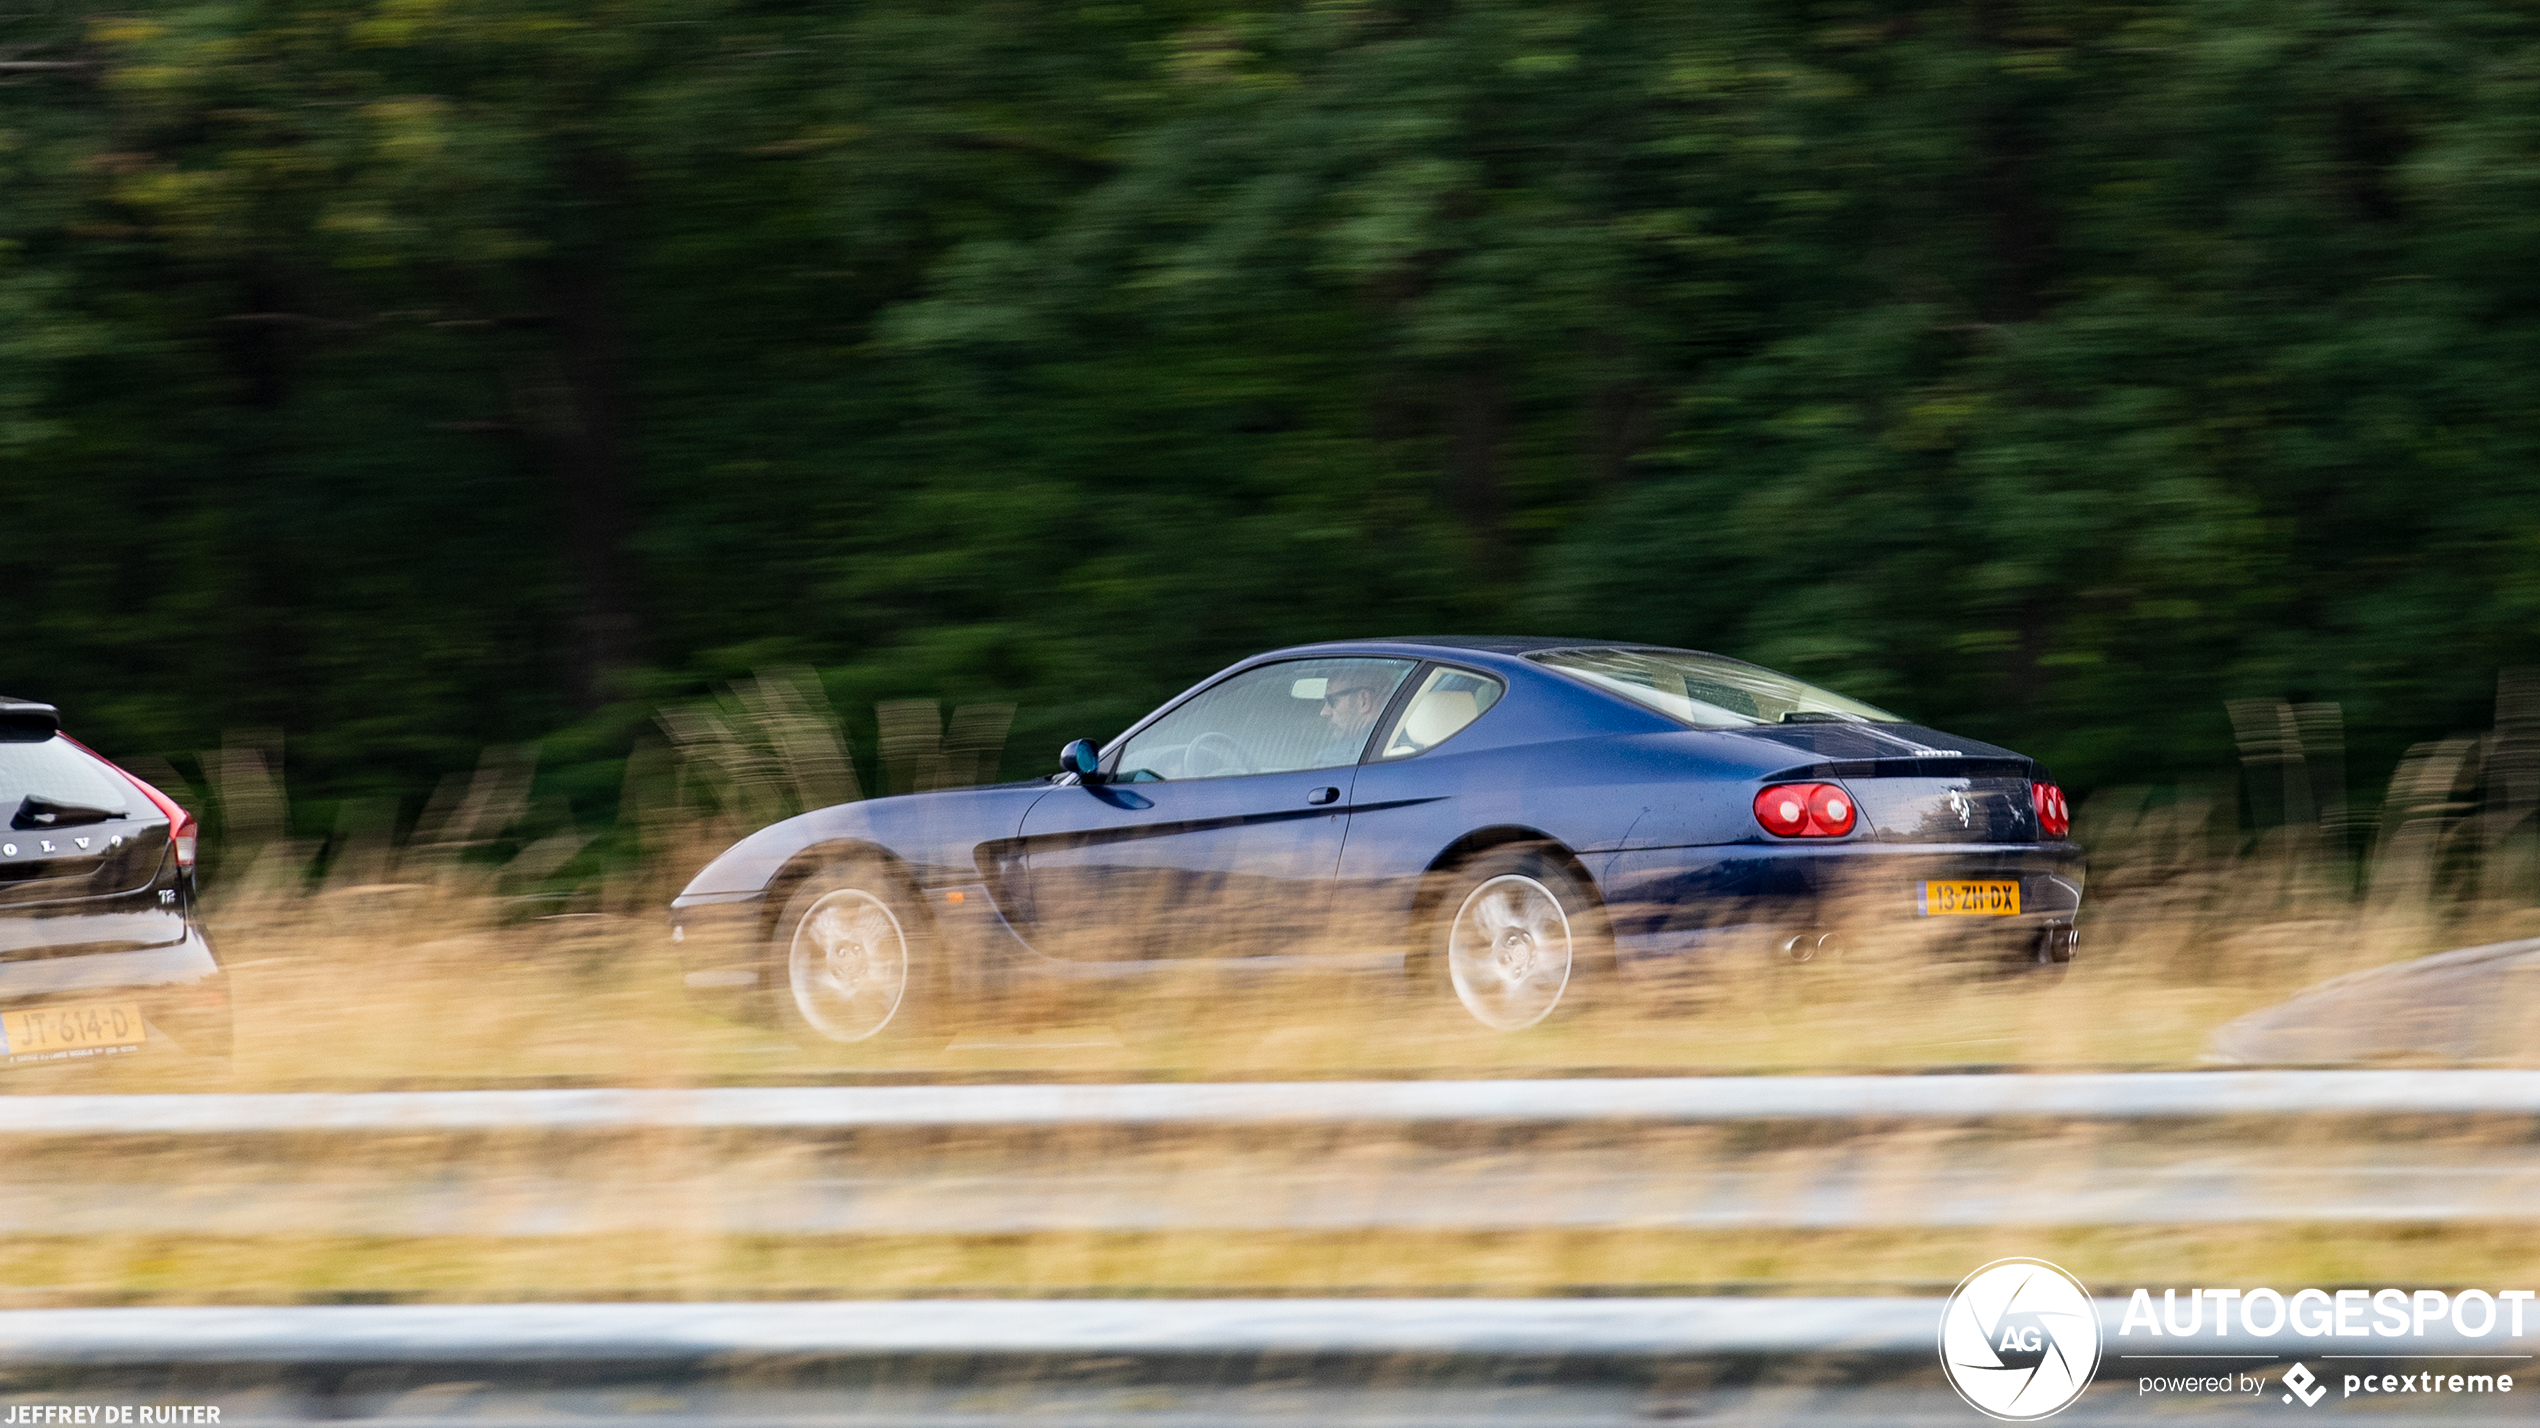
[
  {"x1": 2, "y1": 1001, "x2": 147, "y2": 1061},
  {"x1": 1924, "y1": 880, "x2": 2022, "y2": 916}
]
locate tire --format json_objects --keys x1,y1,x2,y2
[
  {"x1": 770, "y1": 863, "x2": 939, "y2": 1046},
  {"x1": 1425, "y1": 845, "x2": 1608, "y2": 1031}
]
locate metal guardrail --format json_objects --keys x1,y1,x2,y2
[
  {"x1": 6, "y1": 1070, "x2": 2540, "y2": 1135},
  {"x1": 0, "y1": 1299, "x2": 2528, "y2": 1367},
  {"x1": 4, "y1": 1074, "x2": 2534, "y2": 1239},
  {"x1": 0, "y1": 1299, "x2": 1930, "y2": 1365}
]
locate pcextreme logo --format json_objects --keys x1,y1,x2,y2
[
  {"x1": 1939, "y1": 1258, "x2": 2103, "y2": 1421},
  {"x1": 2283, "y1": 1362, "x2": 2327, "y2": 1406}
]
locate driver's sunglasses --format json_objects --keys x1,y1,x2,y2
[{"x1": 1321, "y1": 687, "x2": 1377, "y2": 708}]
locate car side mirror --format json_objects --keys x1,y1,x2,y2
[{"x1": 1059, "y1": 738, "x2": 1105, "y2": 783}]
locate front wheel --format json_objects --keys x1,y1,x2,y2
[
  {"x1": 772, "y1": 865, "x2": 938, "y2": 1046},
  {"x1": 1428, "y1": 847, "x2": 1607, "y2": 1031}
]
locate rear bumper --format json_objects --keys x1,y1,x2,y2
[
  {"x1": 1599, "y1": 839, "x2": 2087, "y2": 963},
  {"x1": 0, "y1": 929, "x2": 220, "y2": 999},
  {"x1": 0, "y1": 925, "x2": 229, "y2": 1058}
]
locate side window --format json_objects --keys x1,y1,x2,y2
[
  {"x1": 1379, "y1": 666, "x2": 1505, "y2": 759},
  {"x1": 1115, "y1": 658, "x2": 1416, "y2": 780}
]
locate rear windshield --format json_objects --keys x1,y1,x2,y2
[
  {"x1": 1530, "y1": 648, "x2": 1901, "y2": 729},
  {"x1": 0, "y1": 738, "x2": 137, "y2": 824}
]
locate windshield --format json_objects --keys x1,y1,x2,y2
[{"x1": 1530, "y1": 648, "x2": 1902, "y2": 728}]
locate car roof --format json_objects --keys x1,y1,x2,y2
[
  {"x1": 0, "y1": 698, "x2": 63, "y2": 738},
  {"x1": 1259, "y1": 635, "x2": 1750, "y2": 663},
  {"x1": 1349, "y1": 636, "x2": 1600, "y2": 654}
]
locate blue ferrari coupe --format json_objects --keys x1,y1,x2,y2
[{"x1": 669, "y1": 638, "x2": 2084, "y2": 1039}]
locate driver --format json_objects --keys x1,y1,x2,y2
[{"x1": 1313, "y1": 671, "x2": 1390, "y2": 767}]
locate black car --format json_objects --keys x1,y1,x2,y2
[
  {"x1": 671, "y1": 638, "x2": 2085, "y2": 1041},
  {"x1": 0, "y1": 698, "x2": 227, "y2": 1063}
]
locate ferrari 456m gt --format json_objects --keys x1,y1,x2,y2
[{"x1": 669, "y1": 638, "x2": 2083, "y2": 1041}]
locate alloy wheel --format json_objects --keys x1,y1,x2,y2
[
  {"x1": 787, "y1": 888, "x2": 910, "y2": 1042},
  {"x1": 1446, "y1": 873, "x2": 1574, "y2": 1030}
]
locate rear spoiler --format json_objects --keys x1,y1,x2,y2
[
  {"x1": 0, "y1": 698, "x2": 63, "y2": 742},
  {"x1": 1771, "y1": 756, "x2": 2035, "y2": 781}
]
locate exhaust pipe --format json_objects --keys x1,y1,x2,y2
[
  {"x1": 2036, "y1": 923, "x2": 2077, "y2": 964},
  {"x1": 1779, "y1": 932, "x2": 1846, "y2": 964}
]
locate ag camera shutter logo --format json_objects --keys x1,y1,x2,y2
[{"x1": 1940, "y1": 1258, "x2": 2103, "y2": 1420}]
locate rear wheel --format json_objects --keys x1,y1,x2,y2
[
  {"x1": 1427, "y1": 846, "x2": 1607, "y2": 1031},
  {"x1": 772, "y1": 864, "x2": 938, "y2": 1046}
]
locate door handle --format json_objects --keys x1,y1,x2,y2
[{"x1": 1306, "y1": 786, "x2": 1339, "y2": 806}]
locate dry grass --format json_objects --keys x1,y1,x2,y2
[
  {"x1": 0, "y1": 1226, "x2": 2530, "y2": 1308},
  {"x1": 55, "y1": 869, "x2": 2514, "y2": 1092},
  {"x1": 0, "y1": 905, "x2": 2386, "y2": 1093},
  {"x1": 73, "y1": 674, "x2": 2525, "y2": 1086}
]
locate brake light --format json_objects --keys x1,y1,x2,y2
[
  {"x1": 2030, "y1": 781, "x2": 2070, "y2": 839},
  {"x1": 137, "y1": 788, "x2": 197, "y2": 871},
  {"x1": 1754, "y1": 782, "x2": 1856, "y2": 838}
]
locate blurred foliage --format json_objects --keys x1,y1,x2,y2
[{"x1": 6, "y1": 0, "x2": 2540, "y2": 843}]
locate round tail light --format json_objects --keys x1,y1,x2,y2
[
  {"x1": 1755, "y1": 786, "x2": 1812, "y2": 837},
  {"x1": 1755, "y1": 782, "x2": 1857, "y2": 838},
  {"x1": 1808, "y1": 785, "x2": 1856, "y2": 836},
  {"x1": 2031, "y1": 781, "x2": 2070, "y2": 839}
]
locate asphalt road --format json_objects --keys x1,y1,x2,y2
[{"x1": 16, "y1": 1382, "x2": 2523, "y2": 1425}]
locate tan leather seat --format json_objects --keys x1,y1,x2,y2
[{"x1": 1397, "y1": 689, "x2": 1480, "y2": 751}]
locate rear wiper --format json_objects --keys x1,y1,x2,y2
[{"x1": 12, "y1": 795, "x2": 127, "y2": 831}]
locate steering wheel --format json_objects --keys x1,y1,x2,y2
[{"x1": 1185, "y1": 731, "x2": 1249, "y2": 778}]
